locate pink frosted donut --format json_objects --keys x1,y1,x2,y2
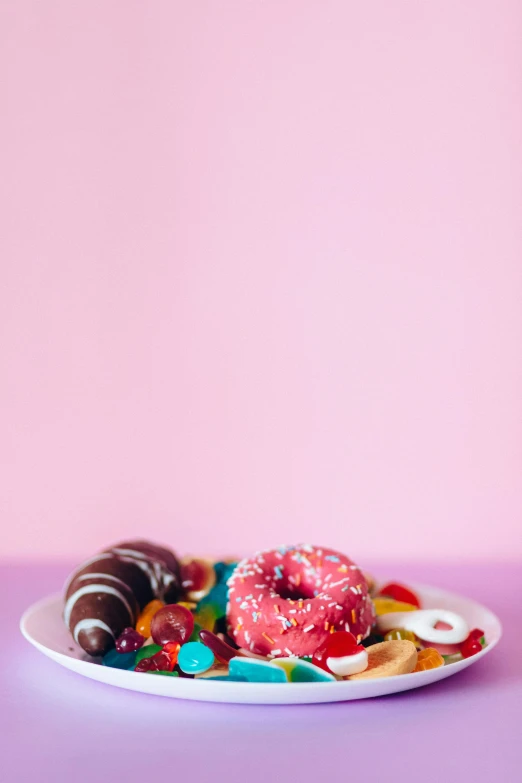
[{"x1": 226, "y1": 544, "x2": 375, "y2": 658}]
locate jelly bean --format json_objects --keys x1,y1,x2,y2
[
  {"x1": 135, "y1": 643, "x2": 162, "y2": 663},
  {"x1": 150, "y1": 604, "x2": 194, "y2": 646},
  {"x1": 373, "y1": 598, "x2": 418, "y2": 616},
  {"x1": 199, "y1": 629, "x2": 238, "y2": 663},
  {"x1": 180, "y1": 557, "x2": 216, "y2": 602},
  {"x1": 135, "y1": 599, "x2": 164, "y2": 637},
  {"x1": 377, "y1": 582, "x2": 421, "y2": 608},
  {"x1": 413, "y1": 648, "x2": 445, "y2": 672},
  {"x1": 102, "y1": 648, "x2": 138, "y2": 670},
  {"x1": 115, "y1": 627, "x2": 145, "y2": 653},
  {"x1": 460, "y1": 634, "x2": 483, "y2": 659},
  {"x1": 193, "y1": 603, "x2": 218, "y2": 632},
  {"x1": 177, "y1": 641, "x2": 215, "y2": 674},
  {"x1": 376, "y1": 609, "x2": 469, "y2": 644},
  {"x1": 271, "y1": 658, "x2": 337, "y2": 682},
  {"x1": 229, "y1": 657, "x2": 288, "y2": 683}
]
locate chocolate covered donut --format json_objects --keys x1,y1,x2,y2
[{"x1": 64, "y1": 540, "x2": 181, "y2": 656}]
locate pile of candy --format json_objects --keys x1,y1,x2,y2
[{"x1": 100, "y1": 560, "x2": 487, "y2": 683}]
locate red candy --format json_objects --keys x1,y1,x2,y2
[
  {"x1": 377, "y1": 582, "x2": 421, "y2": 609},
  {"x1": 135, "y1": 642, "x2": 180, "y2": 672},
  {"x1": 312, "y1": 631, "x2": 364, "y2": 673},
  {"x1": 150, "y1": 604, "x2": 194, "y2": 646},
  {"x1": 460, "y1": 629, "x2": 485, "y2": 659},
  {"x1": 199, "y1": 629, "x2": 238, "y2": 663},
  {"x1": 115, "y1": 627, "x2": 145, "y2": 654}
]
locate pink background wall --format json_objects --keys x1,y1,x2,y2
[{"x1": 1, "y1": 2, "x2": 521, "y2": 562}]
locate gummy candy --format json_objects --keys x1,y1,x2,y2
[
  {"x1": 413, "y1": 648, "x2": 444, "y2": 672},
  {"x1": 189, "y1": 622, "x2": 202, "y2": 642},
  {"x1": 135, "y1": 642, "x2": 180, "y2": 672},
  {"x1": 377, "y1": 608, "x2": 469, "y2": 644},
  {"x1": 443, "y1": 652, "x2": 463, "y2": 664},
  {"x1": 180, "y1": 557, "x2": 216, "y2": 602},
  {"x1": 378, "y1": 582, "x2": 421, "y2": 608},
  {"x1": 460, "y1": 632, "x2": 484, "y2": 659},
  {"x1": 271, "y1": 658, "x2": 336, "y2": 682},
  {"x1": 135, "y1": 600, "x2": 164, "y2": 637},
  {"x1": 312, "y1": 631, "x2": 367, "y2": 676},
  {"x1": 150, "y1": 604, "x2": 194, "y2": 646},
  {"x1": 193, "y1": 603, "x2": 218, "y2": 632},
  {"x1": 196, "y1": 561, "x2": 237, "y2": 619},
  {"x1": 229, "y1": 657, "x2": 288, "y2": 683},
  {"x1": 384, "y1": 629, "x2": 420, "y2": 647},
  {"x1": 199, "y1": 629, "x2": 238, "y2": 662},
  {"x1": 102, "y1": 648, "x2": 138, "y2": 670},
  {"x1": 177, "y1": 641, "x2": 215, "y2": 674},
  {"x1": 135, "y1": 643, "x2": 162, "y2": 663},
  {"x1": 373, "y1": 598, "x2": 418, "y2": 616},
  {"x1": 115, "y1": 627, "x2": 145, "y2": 653}
]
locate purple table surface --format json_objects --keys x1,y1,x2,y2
[{"x1": 3, "y1": 561, "x2": 522, "y2": 782}]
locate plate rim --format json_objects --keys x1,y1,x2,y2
[{"x1": 19, "y1": 583, "x2": 503, "y2": 702}]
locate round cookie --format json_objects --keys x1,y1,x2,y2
[{"x1": 347, "y1": 640, "x2": 418, "y2": 680}]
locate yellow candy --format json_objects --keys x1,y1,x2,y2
[
  {"x1": 177, "y1": 601, "x2": 198, "y2": 611},
  {"x1": 193, "y1": 604, "x2": 218, "y2": 632},
  {"x1": 135, "y1": 599, "x2": 164, "y2": 637},
  {"x1": 414, "y1": 648, "x2": 445, "y2": 672},
  {"x1": 372, "y1": 598, "x2": 418, "y2": 616},
  {"x1": 384, "y1": 629, "x2": 418, "y2": 644}
]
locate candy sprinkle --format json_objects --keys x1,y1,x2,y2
[
  {"x1": 351, "y1": 609, "x2": 356, "y2": 624},
  {"x1": 262, "y1": 632, "x2": 275, "y2": 645}
]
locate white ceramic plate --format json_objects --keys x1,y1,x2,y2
[{"x1": 20, "y1": 583, "x2": 501, "y2": 704}]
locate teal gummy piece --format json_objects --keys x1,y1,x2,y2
[
  {"x1": 229, "y1": 657, "x2": 287, "y2": 683},
  {"x1": 196, "y1": 561, "x2": 238, "y2": 618},
  {"x1": 102, "y1": 648, "x2": 138, "y2": 671},
  {"x1": 147, "y1": 670, "x2": 179, "y2": 677},
  {"x1": 178, "y1": 641, "x2": 215, "y2": 674}
]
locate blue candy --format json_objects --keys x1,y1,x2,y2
[
  {"x1": 102, "y1": 648, "x2": 137, "y2": 670},
  {"x1": 177, "y1": 641, "x2": 215, "y2": 674},
  {"x1": 229, "y1": 657, "x2": 288, "y2": 683}
]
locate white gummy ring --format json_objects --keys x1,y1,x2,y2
[{"x1": 376, "y1": 609, "x2": 469, "y2": 644}]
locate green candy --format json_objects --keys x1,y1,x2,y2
[
  {"x1": 189, "y1": 623, "x2": 203, "y2": 642},
  {"x1": 135, "y1": 644, "x2": 162, "y2": 664}
]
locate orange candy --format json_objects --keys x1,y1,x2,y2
[
  {"x1": 135, "y1": 599, "x2": 164, "y2": 637},
  {"x1": 414, "y1": 648, "x2": 445, "y2": 672}
]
